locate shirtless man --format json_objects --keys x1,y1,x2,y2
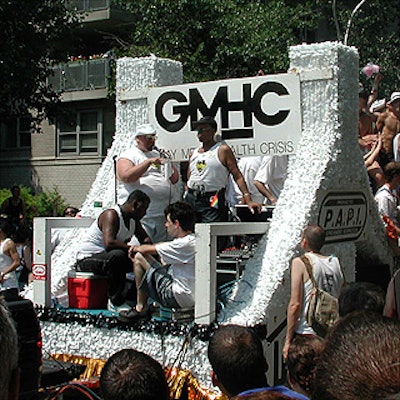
[{"x1": 376, "y1": 92, "x2": 400, "y2": 167}]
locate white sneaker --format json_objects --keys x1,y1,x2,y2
[{"x1": 107, "y1": 300, "x2": 132, "y2": 313}]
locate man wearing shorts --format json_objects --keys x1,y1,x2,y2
[{"x1": 118, "y1": 201, "x2": 196, "y2": 322}]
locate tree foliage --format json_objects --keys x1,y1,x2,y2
[
  {"x1": 115, "y1": 0, "x2": 324, "y2": 82},
  {"x1": 0, "y1": 0, "x2": 80, "y2": 126},
  {"x1": 114, "y1": 0, "x2": 399, "y2": 94},
  {"x1": 0, "y1": 186, "x2": 68, "y2": 225}
]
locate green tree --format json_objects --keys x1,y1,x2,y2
[
  {"x1": 0, "y1": 1, "x2": 80, "y2": 127},
  {"x1": 113, "y1": 0, "x2": 398, "y2": 93},
  {"x1": 115, "y1": 0, "x2": 324, "y2": 82}
]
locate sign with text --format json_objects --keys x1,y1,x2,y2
[
  {"x1": 148, "y1": 74, "x2": 301, "y2": 161},
  {"x1": 318, "y1": 191, "x2": 368, "y2": 243}
]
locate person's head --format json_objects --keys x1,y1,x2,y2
[
  {"x1": 286, "y1": 335, "x2": 324, "y2": 397},
  {"x1": 164, "y1": 201, "x2": 195, "y2": 236},
  {"x1": 313, "y1": 312, "x2": 400, "y2": 400},
  {"x1": 100, "y1": 349, "x2": 169, "y2": 400},
  {"x1": 10, "y1": 186, "x2": 20, "y2": 198},
  {"x1": 208, "y1": 324, "x2": 268, "y2": 398},
  {"x1": 232, "y1": 391, "x2": 293, "y2": 400},
  {"x1": 301, "y1": 224, "x2": 325, "y2": 253},
  {"x1": 63, "y1": 207, "x2": 79, "y2": 217},
  {"x1": 0, "y1": 219, "x2": 15, "y2": 239},
  {"x1": 339, "y1": 281, "x2": 385, "y2": 317},
  {"x1": 388, "y1": 92, "x2": 400, "y2": 118},
  {"x1": 0, "y1": 300, "x2": 20, "y2": 400},
  {"x1": 124, "y1": 190, "x2": 150, "y2": 221},
  {"x1": 134, "y1": 124, "x2": 157, "y2": 152},
  {"x1": 194, "y1": 116, "x2": 217, "y2": 143},
  {"x1": 383, "y1": 161, "x2": 400, "y2": 185}
]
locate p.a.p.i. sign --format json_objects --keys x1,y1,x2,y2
[{"x1": 148, "y1": 74, "x2": 301, "y2": 161}]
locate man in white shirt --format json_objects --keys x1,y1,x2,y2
[
  {"x1": 116, "y1": 124, "x2": 180, "y2": 243},
  {"x1": 254, "y1": 155, "x2": 288, "y2": 205},
  {"x1": 118, "y1": 201, "x2": 196, "y2": 322},
  {"x1": 374, "y1": 161, "x2": 400, "y2": 235}
]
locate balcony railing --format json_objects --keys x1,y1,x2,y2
[
  {"x1": 66, "y1": 0, "x2": 110, "y2": 12},
  {"x1": 48, "y1": 58, "x2": 111, "y2": 93}
]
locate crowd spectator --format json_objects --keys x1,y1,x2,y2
[
  {"x1": 0, "y1": 219, "x2": 20, "y2": 301},
  {"x1": 376, "y1": 92, "x2": 400, "y2": 167},
  {"x1": 100, "y1": 349, "x2": 169, "y2": 400},
  {"x1": 13, "y1": 224, "x2": 32, "y2": 290},
  {"x1": 283, "y1": 225, "x2": 344, "y2": 359},
  {"x1": 0, "y1": 185, "x2": 26, "y2": 228},
  {"x1": 313, "y1": 312, "x2": 400, "y2": 400},
  {"x1": 338, "y1": 281, "x2": 385, "y2": 317},
  {"x1": 118, "y1": 201, "x2": 196, "y2": 322},
  {"x1": 374, "y1": 161, "x2": 400, "y2": 236},
  {"x1": 75, "y1": 190, "x2": 150, "y2": 312},
  {"x1": 208, "y1": 324, "x2": 308, "y2": 399},
  {"x1": 384, "y1": 268, "x2": 400, "y2": 319},
  {"x1": 0, "y1": 299, "x2": 19, "y2": 400},
  {"x1": 186, "y1": 116, "x2": 261, "y2": 223},
  {"x1": 117, "y1": 124, "x2": 180, "y2": 243}
]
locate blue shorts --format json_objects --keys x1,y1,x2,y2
[{"x1": 140, "y1": 261, "x2": 180, "y2": 308}]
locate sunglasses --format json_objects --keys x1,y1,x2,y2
[
  {"x1": 139, "y1": 134, "x2": 157, "y2": 140},
  {"x1": 197, "y1": 127, "x2": 211, "y2": 133}
]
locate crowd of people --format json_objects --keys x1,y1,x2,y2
[{"x1": 1, "y1": 81, "x2": 400, "y2": 398}]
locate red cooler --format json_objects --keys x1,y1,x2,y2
[{"x1": 68, "y1": 271, "x2": 108, "y2": 309}]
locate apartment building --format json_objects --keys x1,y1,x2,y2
[{"x1": 0, "y1": 1, "x2": 134, "y2": 208}]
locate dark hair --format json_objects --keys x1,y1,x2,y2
[
  {"x1": 313, "y1": 312, "x2": 400, "y2": 400},
  {"x1": 232, "y1": 391, "x2": 293, "y2": 400},
  {"x1": 339, "y1": 282, "x2": 385, "y2": 317},
  {"x1": 383, "y1": 162, "x2": 400, "y2": 183},
  {"x1": 286, "y1": 335, "x2": 324, "y2": 396},
  {"x1": 100, "y1": 349, "x2": 169, "y2": 400},
  {"x1": 302, "y1": 224, "x2": 326, "y2": 252},
  {"x1": 63, "y1": 207, "x2": 79, "y2": 217},
  {"x1": 126, "y1": 190, "x2": 150, "y2": 205},
  {"x1": 0, "y1": 219, "x2": 15, "y2": 238},
  {"x1": 208, "y1": 325, "x2": 268, "y2": 397},
  {"x1": 164, "y1": 201, "x2": 195, "y2": 232}
]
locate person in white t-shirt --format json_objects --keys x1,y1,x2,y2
[
  {"x1": 253, "y1": 155, "x2": 288, "y2": 205},
  {"x1": 118, "y1": 201, "x2": 196, "y2": 322},
  {"x1": 116, "y1": 124, "x2": 180, "y2": 243}
]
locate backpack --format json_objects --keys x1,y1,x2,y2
[{"x1": 301, "y1": 255, "x2": 339, "y2": 337}]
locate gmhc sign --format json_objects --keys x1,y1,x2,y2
[{"x1": 148, "y1": 74, "x2": 301, "y2": 161}]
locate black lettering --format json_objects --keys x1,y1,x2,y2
[
  {"x1": 347, "y1": 208, "x2": 354, "y2": 225},
  {"x1": 335, "y1": 209, "x2": 343, "y2": 227},
  {"x1": 324, "y1": 209, "x2": 333, "y2": 227},
  {"x1": 156, "y1": 91, "x2": 188, "y2": 132},
  {"x1": 253, "y1": 82, "x2": 290, "y2": 126}
]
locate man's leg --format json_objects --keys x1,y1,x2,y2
[{"x1": 133, "y1": 252, "x2": 152, "y2": 312}]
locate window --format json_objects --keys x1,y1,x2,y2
[
  {"x1": 0, "y1": 117, "x2": 32, "y2": 149},
  {"x1": 58, "y1": 109, "x2": 102, "y2": 155}
]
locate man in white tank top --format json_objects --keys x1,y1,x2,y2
[
  {"x1": 283, "y1": 224, "x2": 344, "y2": 359},
  {"x1": 75, "y1": 190, "x2": 151, "y2": 311},
  {"x1": 186, "y1": 116, "x2": 261, "y2": 222}
]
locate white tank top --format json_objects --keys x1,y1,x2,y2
[
  {"x1": 187, "y1": 142, "x2": 230, "y2": 192},
  {"x1": 77, "y1": 206, "x2": 136, "y2": 259},
  {"x1": 0, "y1": 238, "x2": 18, "y2": 290},
  {"x1": 296, "y1": 252, "x2": 344, "y2": 335}
]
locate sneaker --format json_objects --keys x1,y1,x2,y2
[
  {"x1": 117, "y1": 307, "x2": 151, "y2": 323},
  {"x1": 107, "y1": 300, "x2": 132, "y2": 313}
]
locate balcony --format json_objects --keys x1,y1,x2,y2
[
  {"x1": 66, "y1": 0, "x2": 134, "y2": 27},
  {"x1": 48, "y1": 58, "x2": 112, "y2": 101}
]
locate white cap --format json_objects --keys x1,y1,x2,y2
[
  {"x1": 134, "y1": 124, "x2": 156, "y2": 138},
  {"x1": 388, "y1": 92, "x2": 400, "y2": 105}
]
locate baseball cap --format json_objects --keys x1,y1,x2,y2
[
  {"x1": 134, "y1": 124, "x2": 157, "y2": 138},
  {"x1": 194, "y1": 116, "x2": 217, "y2": 131},
  {"x1": 388, "y1": 92, "x2": 400, "y2": 105}
]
